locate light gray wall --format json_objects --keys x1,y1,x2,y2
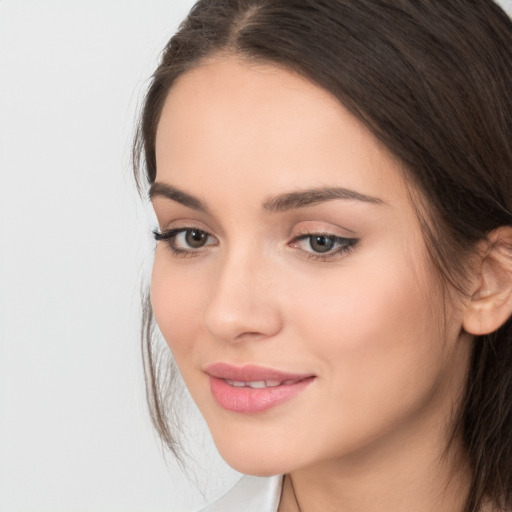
[
  {"x1": 0, "y1": 1, "x2": 239, "y2": 511},
  {"x1": 1, "y1": 1, "x2": 511, "y2": 511}
]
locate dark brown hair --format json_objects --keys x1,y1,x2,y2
[{"x1": 133, "y1": 1, "x2": 512, "y2": 510}]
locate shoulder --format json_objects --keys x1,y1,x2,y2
[{"x1": 198, "y1": 474, "x2": 283, "y2": 512}]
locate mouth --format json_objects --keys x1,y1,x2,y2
[
  {"x1": 205, "y1": 363, "x2": 316, "y2": 413},
  {"x1": 223, "y1": 378, "x2": 305, "y2": 388}
]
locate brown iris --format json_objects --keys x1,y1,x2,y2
[
  {"x1": 309, "y1": 235, "x2": 334, "y2": 253},
  {"x1": 185, "y1": 229, "x2": 208, "y2": 248}
]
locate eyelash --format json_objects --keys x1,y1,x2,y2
[
  {"x1": 290, "y1": 232, "x2": 358, "y2": 261},
  {"x1": 153, "y1": 227, "x2": 216, "y2": 258},
  {"x1": 152, "y1": 227, "x2": 359, "y2": 261}
]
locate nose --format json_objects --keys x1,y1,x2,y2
[{"x1": 202, "y1": 251, "x2": 283, "y2": 344}]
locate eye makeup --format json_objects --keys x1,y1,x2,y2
[
  {"x1": 153, "y1": 226, "x2": 359, "y2": 262},
  {"x1": 153, "y1": 227, "x2": 217, "y2": 257}
]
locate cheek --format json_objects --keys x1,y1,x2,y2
[
  {"x1": 150, "y1": 250, "x2": 207, "y2": 359},
  {"x1": 291, "y1": 244, "x2": 434, "y2": 345},
  {"x1": 288, "y1": 246, "x2": 447, "y2": 417}
]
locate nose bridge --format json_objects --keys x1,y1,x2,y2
[{"x1": 202, "y1": 243, "x2": 282, "y2": 343}]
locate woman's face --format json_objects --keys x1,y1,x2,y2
[{"x1": 151, "y1": 57, "x2": 472, "y2": 475}]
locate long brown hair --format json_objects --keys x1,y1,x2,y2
[{"x1": 133, "y1": 1, "x2": 512, "y2": 510}]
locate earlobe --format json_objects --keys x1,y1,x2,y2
[{"x1": 463, "y1": 227, "x2": 512, "y2": 336}]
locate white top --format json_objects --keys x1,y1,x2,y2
[
  {"x1": 198, "y1": 475, "x2": 512, "y2": 511},
  {"x1": 199, "y1": 475, "x2": 283, "y2": 512}
]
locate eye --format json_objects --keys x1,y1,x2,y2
[
  {"x1": 308, "y1": 235, "x2": 336, "y2": 253},
  {"x1": 290, "y1": 232, "x2": 358, "y2": 260},
  {"x1": 153, "y1": 227, "x2": 217, "y2": 255},
  {"x1": 181, "y1": 229, "x2": 209, "y2": 248}
]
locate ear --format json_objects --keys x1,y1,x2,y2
[{"x1": 463, "y1": 226, "x2": 512, "y2": 336}]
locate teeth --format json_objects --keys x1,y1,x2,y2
[
  {"x1": 246, "y1": 380, "x2": 266, "y2": 389},
  {"x1": 225, "y1": 379, "x2": 286, "y2": 388}
]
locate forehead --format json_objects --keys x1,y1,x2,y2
[{"x1": 154, "y1": 56, "x2": 408, "y2": 206}]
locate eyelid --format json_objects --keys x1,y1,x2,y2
[
  {"x1": 153, "y1": 226, "x2": 218, "y2": 257},
  {"x1": 292, "y1": 222, "x2": 355, "y2": 238},
  {"x1": 288, "y1": 229, "x2": 359, "y2": 261},
  {"x1": 152, "y1": 224, "x2": 359, "y2": 261}
]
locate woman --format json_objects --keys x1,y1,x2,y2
[{"x1": 133, "y1": 1, "x2": 512, "y2": 511}]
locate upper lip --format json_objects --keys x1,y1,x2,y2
[{"x1": 204, "y1": 362, "x2": 314, "y2": 382}]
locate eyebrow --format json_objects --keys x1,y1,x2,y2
[
  {"x1": 149, "y1": 182, "x2": 209, "y2": 213},
  {"x1": 149, "y1": 182, "x2": 384, "y2": 213},
  {"x1": 262, "y1": 186, "x2": 385, "y2": 212}
]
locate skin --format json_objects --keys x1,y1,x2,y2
[{"x1": 151, "y1": 56, "x2": 475, "y2": 511}]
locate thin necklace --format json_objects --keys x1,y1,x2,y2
[{"x1": 288, "y1": 475, "x2": 303, "y2": 512}]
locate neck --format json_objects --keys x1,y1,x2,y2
[{"x1": 278, "y1": 416, "x2": 471, "y2": 512}]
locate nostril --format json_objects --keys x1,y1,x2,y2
[{"x1": 238, "y1": 331, "x2": 266, "y2": 337}]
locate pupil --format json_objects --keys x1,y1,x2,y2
[
  {"x1": 186, "y1": 229, "x2": 207, "y2": 248},
  {"x1": 310, "y1": 235, "x2": 334, "y2": 253}
]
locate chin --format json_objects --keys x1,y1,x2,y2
[
  {"x1": 212, "y1": 434, "x2": 296, "y2": 477},
  {"x1": 222, "y1": 456, "x2": 289, "y2": 477}
]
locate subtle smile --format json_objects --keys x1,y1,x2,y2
[{"x1": 205, "y1": 363, "x2": 316, "y2": 413}]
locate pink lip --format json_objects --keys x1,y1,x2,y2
[{"x1": 205, "y1": 363, "x2": 316, "y2": 413}]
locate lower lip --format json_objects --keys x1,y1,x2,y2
[{"x1": 209, "y1": 376, "x2": 315, "y2": 413}]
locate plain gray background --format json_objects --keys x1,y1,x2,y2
[
  {"x1": 0, "y1": 1, "x2": 239, "y2": 511},
  {"x1": 1, "y1": 1, "x2": 511, "y2": 511}
]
